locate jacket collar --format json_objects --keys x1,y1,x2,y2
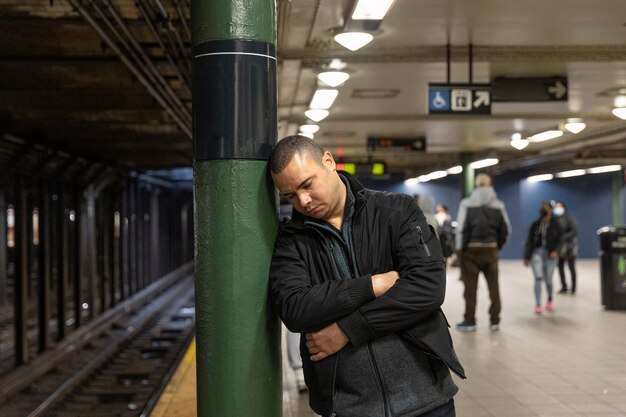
[{"x1": 288, "y1": 170, "x2": 366, "y2": 227}]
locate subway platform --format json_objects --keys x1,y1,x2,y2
[{"x1": 151, "y1": 260, "x2": 626, "y2": 417}]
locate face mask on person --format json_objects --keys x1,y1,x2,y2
[
  {"x1": 553, "y1": 207, "x2": 565, "y2": 217},
  {"x1": 540, "y1": 208, "x2": 549, "y2": 217}
]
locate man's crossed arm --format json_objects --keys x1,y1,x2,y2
[{"x1": 305, "y1": 270, "x2": 399, "y2": 361}]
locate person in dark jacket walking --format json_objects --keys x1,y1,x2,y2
[
  {"x1": 454, "y1": 173, "x2": 511, "y2": 332},
  {"x1": 524, "y1": 201, "x2": 563, "y2": 315},
  {"x1": 554, "y1": 202, "x2": 578, "y2": 294},
  {"x1": 269, "y1": 135, "x2": 464, "y2": 417}
]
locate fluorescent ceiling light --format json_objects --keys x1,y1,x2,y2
[
  {"x1": 527, "y1": 174, "x2": 554, "y2": 183},
  {"x1": 305, "y1": 109, "x2": 329, "y2": 122},
  {"x1": 556, "y1": 169, "x2": 586, "y2": 178},
  {"x1": 612, "y1": 107, "x2": 626, "y2": 120},
  {"x1": 447, "y1": 165, "x2": 463, "y2": 174},
  {"x1": 564, "y1": 119, "x2": 586, "y2": 134},
  {"x1": 299, "y1": 124, "x2": 320, "y2": 134},
  {"x1": 587, "y1": 165, "x2": 622, "y2": 174},
  {"x1": 351, "y1": 0, "x2": 395, "y2": 20},
  {"x1": 404, "y1": 178, "x2": 419, "y2": 186},
  {"x1": 417, "y1": 174, "x2": 431, "y2": 182},
  {"x1": 429, "y1": 170, "x2": 448, "y2": 180},
  {"x1": 529, "y1": 130, "x2": 563, "y2": 142},
  {"x1": 334, "y1": 32, "x2": 374, "y2": 51},
  {"x1": 510, "y1": 138, "x2": 529, "y2": 150},
  {"x1": 309, "y1": 89, "x2": 338, "y2": 109},
  {"x1": 318, "y1": 71, "x2": 350, "y2": 87},
  {"x1": 469, "y1": 158, "x2": 499, "y2": 169}
]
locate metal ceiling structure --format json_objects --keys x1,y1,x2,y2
[{"x1": 1, "y1": 0, "x2": 626, "y2": 180}]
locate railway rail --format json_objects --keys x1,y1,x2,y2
[{"x1": 0, "y1": 263, "x2": 195, "y2": 417}]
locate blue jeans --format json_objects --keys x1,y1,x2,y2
[
  {"x1": 419, "y1": 399, "x2": 455, "y2": 417},
  {"x1": 530, "y1": 248, "x2": 557, "y2": 305}
]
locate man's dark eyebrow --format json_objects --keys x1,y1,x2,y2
[{"x1": 282, "y1": 176, "x2": 313, "y2": 197}]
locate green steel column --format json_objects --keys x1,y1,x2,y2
[
  {"x1": 613, "y1": 169, "x2": 624, "y2": 225},
  {"x1": 192, "y1": 0, "x2": 280, "y2": 416},
  {"x1": 461, "y1": 153, "x2": 475, "y2": 198}
]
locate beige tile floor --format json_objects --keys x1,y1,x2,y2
[{"x1": 283, "y1": 260, "x2": 626, "y2": 417}]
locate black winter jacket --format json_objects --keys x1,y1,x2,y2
[
  {"x1": 270, "y1": 172, "x2": 464, "y2": 417},
  {"x1": 524, "y1": 217, "x2": 562, "y2": 259}
]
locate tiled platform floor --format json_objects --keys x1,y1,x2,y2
[{"x1": 154, "y1": 260, "x2": 626, "y2": 417}]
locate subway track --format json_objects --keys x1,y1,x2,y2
[{"x1": 0, "y1": 266, "x2": 195, "y2": 417}]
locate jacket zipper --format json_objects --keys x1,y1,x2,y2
[
  {"x1": 329, "y1": 355, "x2": 339, "y2": 417},
  {"x1": 367, "y1": 342, "x2": 390, "y2": 417},
  {"x1": 416, "y1": 226, "x2": 431, "y2": 257}
]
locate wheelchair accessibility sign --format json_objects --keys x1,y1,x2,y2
[
  {"x1": 428, "y1": 83, "x2": 491, "y2": 115},
  {"x1": 429, "y1": 89, "x2": 450, "y2": 111}
]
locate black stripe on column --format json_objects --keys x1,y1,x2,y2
[{"x1": 193, "y1": 39, "x2": 277, "y2": 161}]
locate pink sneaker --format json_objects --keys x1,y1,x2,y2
[
  {"x1": 534, "y1": 306, "x2": 542, "y2": 315},
  {"x1": 546, "y1": 300, "x2": 554, "y2": 312}
]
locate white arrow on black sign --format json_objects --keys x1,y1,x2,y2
[
  {"x1": 474, "y1": 91, "x2": 490, "y2": 108},
  {"x1": 548, "y1": 81, "x2": 567, "y2": 99}
]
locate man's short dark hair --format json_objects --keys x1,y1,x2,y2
[{"x1": 269, "y1": 135, "x2": 325, "y2": 174}]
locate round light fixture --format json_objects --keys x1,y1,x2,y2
[
  {"x1": 612, "y1": 107, "x2": 626, "y2": 120},
  {"x1": 299, "y1": 124, "x2": 320, "y2": 134},
  {"x1": 334, "y1": 32, "x2": 374, "y2": 51},
  {"x1": 304, "y1": 109, "x2": 329, "y2": 122},
  {"x1": 317, "y1": 71, "x2": 350, "y2": 87},
  {"x1": 510, "y1": 138, "x2": 529, "y2": 150},
  {"x1": 564, "y1": 119, "x2": 586, "y2": 134}
]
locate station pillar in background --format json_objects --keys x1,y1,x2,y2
[{"x1": 461, "y1": 153, "x2": 475, "y2": 198}]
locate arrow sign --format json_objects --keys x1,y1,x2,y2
[
  {"x1": 548, "y1": 80, "x2": 567, "y2": 100},
  {"x1": 474, "y1": 91, "x2": 490, "y2": 107},
  {"x1": 492, "y1": 77, "x2": 568, "y2": 102}
]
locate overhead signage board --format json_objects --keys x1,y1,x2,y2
[
  {"x1": 491, "y1": 77, "x2": 568, "y2": 102},
  {"x1": 368, "y1": 136, "x2": 426, "y2": 152},
  {"x1": 428, "y1": 83, "x2": 491, "y2": 115}
]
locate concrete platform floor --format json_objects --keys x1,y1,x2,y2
[{"x1": 152, "y1": 260, "x2": 626, "y2": 417}]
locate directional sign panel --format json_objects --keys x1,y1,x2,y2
[
  {"x1": 428, "y1": 83, "x2": 491, "y2": 115},
  {"x1": 491, "y1": 77, "x2": 568, "y2": 102}
]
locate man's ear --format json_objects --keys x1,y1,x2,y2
[{"x1": 322, "y1": 151, "x2": 335, "y2": 171}]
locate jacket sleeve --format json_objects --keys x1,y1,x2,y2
[
  {"x1": 336, "y1": 199, "x2": 447, "y2": 346},
  {"x1": 563, "y1": 217, "x2": 577, "y2": 241},
  {"x1": 269, "y1": 231, "x2": 376, "y2": 333},
  {"x1": 499, "y1": 203, "x2": 512, "y2": 248}
]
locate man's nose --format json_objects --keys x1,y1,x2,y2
[{"x1": 298, "y1": 192, "x2": 311, "y2": 208}]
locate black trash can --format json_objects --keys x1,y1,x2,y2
[{"x1": 597, "y1": 226, "x2": 626, "y2": 310}]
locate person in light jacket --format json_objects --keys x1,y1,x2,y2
[{"x1": 454, "y1": 173, "x2": 511, "y2": 332}]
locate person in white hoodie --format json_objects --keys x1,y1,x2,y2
[{"x1": 454, "y1": 173, "x2": 511, "y2": 331}]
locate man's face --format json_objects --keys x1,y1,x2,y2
[{"x1": 272, "y1": 151, "x2": 340, "y2": 221}]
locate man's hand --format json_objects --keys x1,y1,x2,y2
[
  {"x1": 371, "y1": 270, "x2": 400, "y2": 297},
  {"x1": 305, "y1": 322, "x2": 349, "y2": 362}
]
